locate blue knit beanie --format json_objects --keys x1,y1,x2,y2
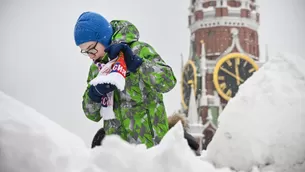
[{"x1": 74, "y1": 11, "x2": 113, "y2": 47}]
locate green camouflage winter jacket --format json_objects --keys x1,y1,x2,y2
[{"x1": 82, "y1": 20, "x2": 177, "y2": 148}]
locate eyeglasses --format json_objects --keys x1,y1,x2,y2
[{"x1": 80, "y1": 41, "x2": 98, "y2": 56}]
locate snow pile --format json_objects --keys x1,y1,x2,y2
[
  {"x1": 0, "y1": 91, "x2": 231, "y2": 172},
  {"x1": 89, "y1": 123, "x2": 229, "y2": 172},
  {"x1": 206, "y1": 52, "x2": 305, "y2": 172},
  {"x1": 1, "y1": 52, "x2": 304, "y2": 172},
  {"x1": 0, "y1": 91, "x2": 91, "y2": 172}
]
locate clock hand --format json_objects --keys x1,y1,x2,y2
[
  {"x1": 235, "y1": 63, "x2": 241, "y2": 85},
  {"x1": 220, "y1": 67, "x2": 244, "y2": 82}
]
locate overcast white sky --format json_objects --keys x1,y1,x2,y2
[{"x1": 0, "y1": 0, "x2": 304, "y2": 146}]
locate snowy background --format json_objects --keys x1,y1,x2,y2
[{"x1": 0, "y1": 0, "x2": 304, "y2": 151}]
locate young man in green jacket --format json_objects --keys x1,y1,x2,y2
[{"x1": 74, "y1": 11, "x2": 176, "y2": 148}]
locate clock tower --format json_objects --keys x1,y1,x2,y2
[{"x1": 181, "y1": 0, "x2": 267, "y2": 151}]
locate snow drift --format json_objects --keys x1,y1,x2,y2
[
  {"x1": 0, "y1": 91, "x2": 231, "y2": 172},
  {"x1": 0, "y1": 91, "x2": 91, "y2": 172},
  {"x1": 206, "y1": 52, "x2": 305, "y2": 172},
  {"x1": 0, "y1": 52, "x2": 304, "y2": 172}
]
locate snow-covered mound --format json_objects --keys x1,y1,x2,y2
[
  {"x1": 0, "y1": 91, "x2": 231, "y2": 172},
  {"x1": 0, "y1": 91, "x2": 91, "y2": 172},
  {"x1": 206, "y1": 52, "x2": 305, "y2": 172},
  {"x1": 2, "y1": 52, "x2": 303, "y2": 172}
]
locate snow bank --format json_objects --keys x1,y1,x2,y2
[
  {"x1": 206, "y1": 52, "x2": 305, "y2": 172},
  {"x1": 2, "y1": 52, "x2": 303, "y2": 172},
  {"x1": 0, "y1": 91, "x2": 231, "y2": 172},
  {"x1": 0, "y1": 91, "x2": 90, "y2": 172}
]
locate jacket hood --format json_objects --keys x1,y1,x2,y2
[
  {"x1": 110, "y1": 20, "x2": 140, "y2": 44},
  {"x1": 99, "y1": 20, "x2": 140, "y2": 63}
]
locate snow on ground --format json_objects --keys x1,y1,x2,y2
[
  {"x1": 0, "y1": 91, "x2": 91, "y2": 172},
  {"x1": 0, "y1": 91, "x2": 231, "y2": 172},
  {"x1": 1, "y1": 52, "x2": 304, "y2": 172},
  {"x1": 206, "y1": 52, "x2": 305, "y2": 172}
]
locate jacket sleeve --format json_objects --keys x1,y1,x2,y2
[
  {"x1": 82, "y1": 63, "x2": 102, "y2": 122},
  {"x1": 136, "y1": 43, "x2": 177, "y2": 93}
]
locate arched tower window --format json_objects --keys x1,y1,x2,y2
[
  {"x1": 195, "y1": 11, "x2": 204, "y2": 21},
  {"x1": 228, "y1": 0, "x2": 241, "y2": 7},
  {"x1": 203, "y1": 1, "x2": 216, "y2": 8}
]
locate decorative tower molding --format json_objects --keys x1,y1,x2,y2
[
  {"x1": 187, "y1": 84, "x2": 198, "y2": 124},
  {"x1": 187, "y1": 83, "x2": 205, "y2": 153}
]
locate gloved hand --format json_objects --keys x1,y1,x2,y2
[
  {"x1": 104, "y1": 43, "x2": 143, "y2": 72},
  {"x1": 88, "y1": 83, "x2": 116, "y2": 103}
]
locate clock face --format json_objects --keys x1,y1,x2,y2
[
  {"x1": 213, "y1": 53, "x2": 259, "y2": 101},
  {"x1": 181, "y1": 60, "x2": 197, "y2": 110}
]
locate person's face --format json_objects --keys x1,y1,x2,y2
[{"x1": 79, "y1": 41, "x2": 106, "y2": 61}]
